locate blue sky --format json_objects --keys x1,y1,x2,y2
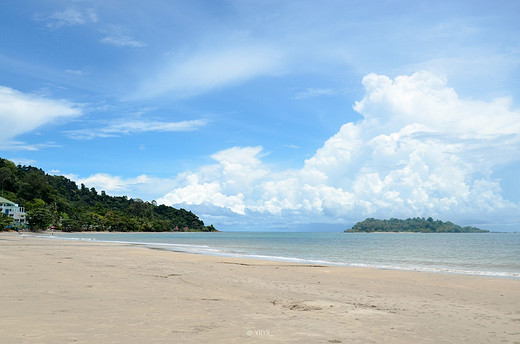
[{"x1": 1, "y1": 0, "x2": 519, "y2": 231}]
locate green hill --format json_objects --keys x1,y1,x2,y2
[
  {"x1": 345, "y1": 217, "x2": 488, "y2": 233},
  {"x1": 0, "y1": 157, "x2": 217, "y2": 232}
]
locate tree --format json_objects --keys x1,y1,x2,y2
[
  {"x1": 0, "y1": 165, "x2": 17, "y2": 196},
  {"x1": 0, "y1": 213, "x2": 13, "y2": 231},
  {"x1": 0, "y1": 157, "x2": 218, "y2": 232},
  {"x1": 345, "y1": 217, "x2": 488, "y2": 233},
  {"x1": 17, "y1": 171, "x2": 55, "y2": 204},
  {"x1": 25, "y1": 198, "x2": 53, "y2": 230},
  {"x1": 25, "y1": 198, "x2": 47, "y2": 211},
  {"x1": 27, "y1": 208, "x2": 53, "y2": 230}
]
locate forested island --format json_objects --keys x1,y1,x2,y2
[
  {"x1": 0, "y1": 158, "x2": 217, "y2": 232},
  {"x1": 345, "y1": 217, "x2": 489, "y2": 233}
]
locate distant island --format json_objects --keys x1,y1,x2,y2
[
  {"x1": 345, "y1": 217, "x2": 489, "y2": 233},
  {"x1": 0, "y1": 157, "x2": 217, "y2": 232}
]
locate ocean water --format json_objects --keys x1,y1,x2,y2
[{"x1": 46, "y1": 231, "x2": 520, "y2": 279}]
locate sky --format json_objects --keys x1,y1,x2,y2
[{"x1": 1, "y1": 0, "x2": 519, "y2": 231}]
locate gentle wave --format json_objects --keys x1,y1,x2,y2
[
  {"x1": 42, "y1": 234, "x2": 212, "y2": 249},
  {"x1": 189, "y1": 250, "x2": 520, "y2": 279},
  {"x1": 38, "y1": 232, "x2": 520, "y2": 279}
]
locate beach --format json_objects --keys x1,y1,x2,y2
[{"x1": 1, "y1": 233, "x2": 519, "y2": 343}]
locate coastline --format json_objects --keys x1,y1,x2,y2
[
  {"x1": 1, "y1": 233, "x2": 519, "y2": 343},
  {"x1": 32, "y1": 230, "x2": 520, "y2": 279}
]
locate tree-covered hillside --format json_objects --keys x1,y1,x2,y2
[
  {"x1": 0, "y1": 158, "x2": 217, "y2": 232},
  {"x1": 345, "y1": 217, "x2": 489, "y2": 233}
]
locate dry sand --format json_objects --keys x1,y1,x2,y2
[{"x1": 0, "y1": 233, "x2": 519, "y2": 344}]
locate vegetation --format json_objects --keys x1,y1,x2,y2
[
  {"x1": 345, "y1": 217, "x2": 489, "y2": 233},
  {"x1": 0, "y1": 157, "x2": 217, "y2": 232},
  {"x1": 0, "y1": 213, "x2": 13, "y2": 230}
]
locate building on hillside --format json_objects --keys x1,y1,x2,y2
[{"x1": 0, "y1": 196, "x2": 26, "y2": 224}]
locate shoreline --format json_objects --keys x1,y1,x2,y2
[
  {"x1": 24, "y1": 231, "x2": 520, "y2": 280},
  {"x1": 1, "y1": 232, "x2": 520, "y2": 343}
]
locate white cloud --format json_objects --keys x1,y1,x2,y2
[
  {"x1": 66, "y1": 69, "x2": 89, "y2": 76},
  {"x1": 293, "y1": 88, "x2": 336, "y2": 100},
  {"x1": 137, "y1": 45, "x2": 285, "y2": 99},
  {"x1": 353, "y1": 72, "x2": 520, "y2": 139},
  {"x1": 36, "y1": 8, "x2": 98, "y2": 29},
  {"x1": 77, "y1": 173, "x2": 143, "y2": 193},
  {"x1": 100, "y1": 35, "x2": 145, "y2": 48},
  {"x1": 3, "y1": 158, "x2": 36, "y2": 167},
  {"x1": 74, "y1": 173, "x2": 176, "y2": 201},
  {"x1": 160, "y1": 182, "x2": 247, "y2": 215},
  {"x1": 158, "y1": 146, "x2": 268, "y2": 215},
  {"x1": 0, "y1": 142, "x2": 61, "y2": 151},
  {"x1": 0, "y1": 86, "x2": 82, "y2": 150},
  {"x1": 64, "y1": 118, "x2": 208, "y2": 140},
  {"x1": 156, "y1": 72, "x2": 520, "y2": 228},
  {"x1": 100, "y1": 26, "x2": 145, "y2": 48}
]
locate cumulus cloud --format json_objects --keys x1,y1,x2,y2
[
  {"x1": 0, "y1": 86, "x2": 82, "y2": 150},
  {"x1": 137, "y1": 45, "x2": 285, "y2": 99},
  {"x1": 64, "y1": 118, "x2": 208, "y2": 140},
  {"x1": 155, "y1": 71, "x2": 520, "y2": 227},
  {"x1": 159, "y1": 146, "x2": 268, "y2": 215}
]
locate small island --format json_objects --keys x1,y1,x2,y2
[{"x1": 345, "y1": 217, "x2": 489, "y2": 233}]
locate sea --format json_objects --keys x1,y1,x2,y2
[{"x1": 43, "y1": 231, "x2": 520, "y2": 279}]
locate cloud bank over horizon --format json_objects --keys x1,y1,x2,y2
[{"x1": 151, "y1": 71, "x2": 520, "y2": 228}]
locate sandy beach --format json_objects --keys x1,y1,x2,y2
[{"x1": 1, "y1": 233, "x2": 519, "y2": 343}]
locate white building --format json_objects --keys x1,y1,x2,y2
[{"x1": 0, "y1": 196, "x2": 26, "y2": 224}]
